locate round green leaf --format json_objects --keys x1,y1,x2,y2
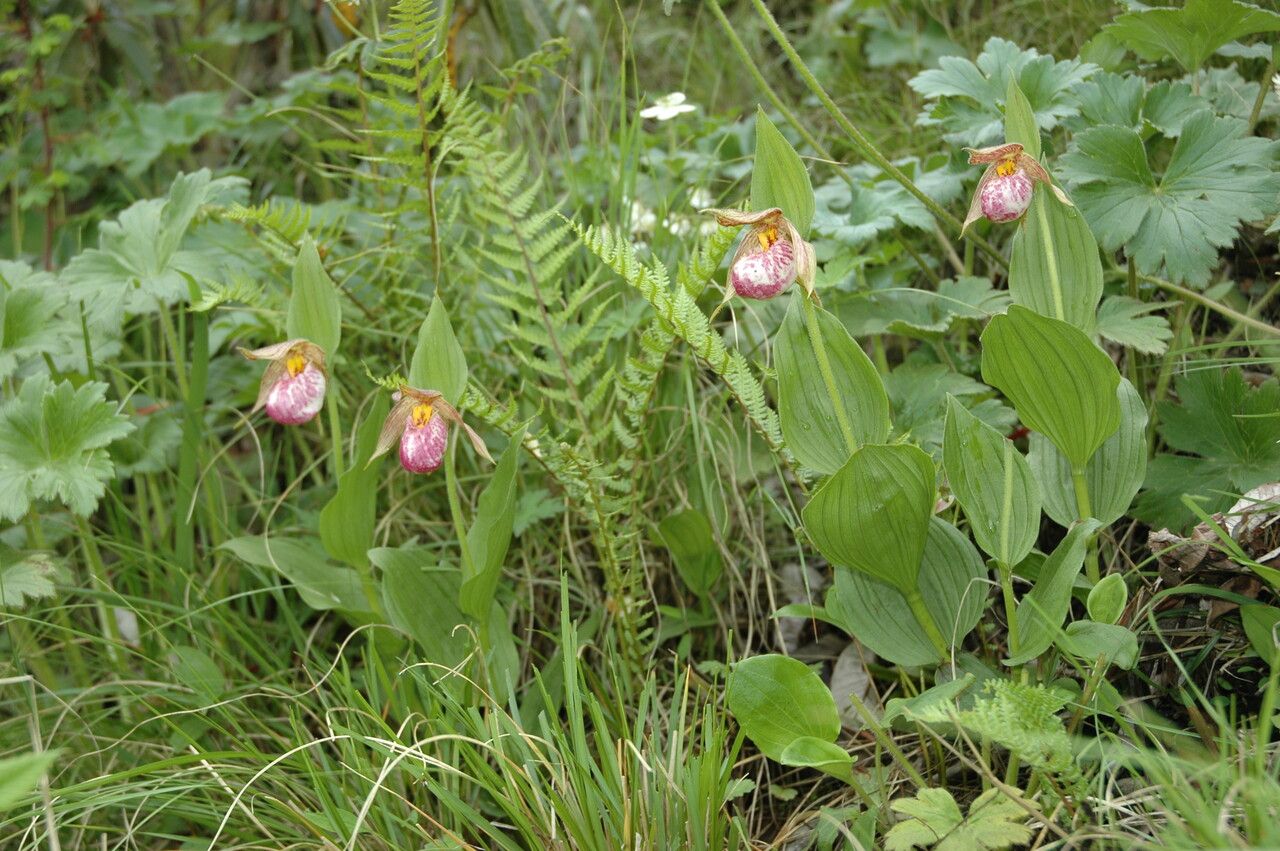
[
  {"x1": 726, "y1": 654, "x2": 840, "y2": 765},
  {"x1": 981, "y1": 305, "x2": 1121, "y2": 470},
  {"x1": 1087, "y1": 573, "x2": 1128, "y2": 625}
]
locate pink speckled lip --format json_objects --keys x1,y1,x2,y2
[
  {"x1": 979, "y1": 171, "x2": 1033, "y2": 223},
  {"x1": 399, "y1": 412, "x2": 449, "y2": 473},
  {"x1": 731, "y1": 238, "x2": 796, "y2": 300},
  {"x1": 265, "y1": 363, "x2": 326, "y2": 425}
]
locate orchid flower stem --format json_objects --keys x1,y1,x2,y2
[
  {"x1": 326, "y1": 391, "x2": 344, "y2": 479},
  {"x1": 997, "y1": 560, "x2": 1020, "y2": 656},
  {"x1": 905, "y1": 588, "x2": 949, "y2": 660},
  {"x1": 444, "y1": 434, "x2": 478, "y2": 596},
  {"x1": 801, "y1": 294, "x2": 858, "y2": 456},
  {"x1": 744, "y1": 0, "x2": 1008, "y2": 269},
  {"x1": 176, "y1": 280, "x2": 208, "y2": 571},
  {"x1": 1071, "y1": 467, "x2": 1101, "y2": 584}
]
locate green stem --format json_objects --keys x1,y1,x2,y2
[
  {"x1": 444, "y1": 434, "x2": 488, "y2": 655},
  {"x1": 997, "y1": 561, "x2": 1020, "y2": 655},
  {"x1": 1139, "y1": 273, "x2": 1280, "y2": 339},
  {"x1": 905, "y1": 589, "x2": 949, "y2": 660},
  {"x1": 175, "y1": 285, "x2": 209, "y2": 570},
  {"x1": 1071, "y1": 467, "x2": 1100, "y2": 584},
  {"x1": 743, "y1": 0, "x2": 1007, "y2": 268},
  {"x1": 76, "y1": 516, "x2": 128, "y2": 681},
  {"x1": 326, "y1": 390, "x2": 345, "y2": 479},
  {"x1": 801, "y1": 295, "x2": 858, "y2": 456}
]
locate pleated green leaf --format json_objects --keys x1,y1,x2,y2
[
  {"x1": 803, "y1": 443, "x2": 936, "y2": 594},
  {"x1": 1007, "y1": 188, "x2": 1103, "y2": 333},
  {"x1": 981, "y1": 305, "x2": 1121, "y2": 469},
  {"x1": 286, "y1": 237, "x2": 342, "y2": 356},
  {"x1": 943, "y1": 396, "x2": 1041, "y2": 566},
  {"x1": 1029, "y1": 378, "x2": 1147, "y2": 526},
  {"x1": 1057, "y1": 620, "x2": 1138, "y2": 670},
  {"x1": 825, "y1": 517, "x2": 988, "y2": 667},
  {"x1": 409, "y1": 296, "x2": 468, "y2": 404},
  {"x1": 1006, "y1": 519, "x2": 1102, "y2": 665},
  {"x1": 750, "y1": 109, "x2": 815, "y2": 236},
  {"x1": 776, "y1": 295, "x2": 890, "y2": 475}
]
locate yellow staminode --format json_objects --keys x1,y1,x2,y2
[
  {"x1": 756, "y1": 225, "x2": 779, "y2": 252},
  {"x1": 286, "y1": 354, "x2": 307, "y2": 377},
  {"x1": 996, "y1": 159, "x2": 1017, "y2": 178},
  {"x1": 411, "y1": 403, "x2": 435, "y2": 428}
]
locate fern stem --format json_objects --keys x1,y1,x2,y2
[
  {"x1": 801, "y1": 294, "x2": 858, "y2": 456},
  {"x1": 743, "y1": 0, "x2": 1007, "y2": 268}
]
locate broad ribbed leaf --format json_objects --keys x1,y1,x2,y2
[
  {"x1": 943, "y1": 397, "x2": 1040, "y2": 566},
  {"x1": 803, "y1": 444, "x2": 936, "y2": 594},
  {"x1": 375, "y1": 548, "x2": 471, "y2": 669},
  {"x1": 1003, "y1": 78, "x2": 1040, "y2": 160},
  {"x1": 1007, "y1": 188, "x2": 1103, "y2": 332},
  {"x1": 1058, "y1": 621, "x2": 1138, "y2": 670},
  {"x1": 286, "y1": 237, "x2": 342, "y2": 357},
  {"x1": 1030, "y1": 378, "x2": 1147, "y2": 526},
  {"x1": 981, "y1": 305, "x2": 1121, "y2": 469},
  {"x1": 825, "y1": 517, "x2": 987, "y2": 666},
  {"x1": 319, "y1": 394, "x2": 389, "y2": 568},
  {"x1": 1006, "y1": 519, "x2": 1102, "y2": 665},
  {"x1": 460, "y1": 427, "x2": 524, "y2": 620},
  {"x1": 221, "y1": 536, "x2": 369, "y2": 613},
  {"x1": 777, "y1": 294, "x2": 890, "y2": 474},
  {"x1": 750, "y1": 109, "x2": 815, "y2": 236},
  {"x1": 409, "y1": 296, "x2": 468, "y2": 404},
  {"x1": 656, "y1": 507, "x2": 723, "y2": 597}
]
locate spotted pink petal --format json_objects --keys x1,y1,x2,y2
[
  {"x1": 399, "y1": 412, "x2": 449, "y2": 474},
  {"x1": 979, "y1": 171, "x2": 1033, "y2": 223},
  {"x1": 265, "y1": 363, "x2": 326, "y2": 425},
  {"x1": 730, "y1": 237, "x2": 796, "y2": 300}
]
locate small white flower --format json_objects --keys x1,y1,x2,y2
[
  {"x1": 639, "y1": 92, "x2": 697, "y2": 122},
  {"x1": 630, "y1": 200, "x2": 657, "y2": 235},
  {"x1": 664, "y1": 216, "x2": 693, "y2": 237},
  {"x1": 689, "y1": 188, "x2": 714, "y2": 209}
]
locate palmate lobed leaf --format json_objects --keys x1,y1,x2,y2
[
  {"x1": 1135, "y1": 368, "x2": 1280, "y2": 530},
  {"x1": 908, "y1": 36, "x2": 1096, "y2": 146},
  {"x1": 61, "y1": 169, "x2": 249, "y2": 328},
  {"x1": 1060, "y1": 110, "x2": 1280, "y2": 288},
  {"x1": 0, "y1": 376, "x2": 135, "y2": 522},
  {"x1": 886, "y1": 787, "x2": 1036, "y2": 851},
  {"x1": 1103, "y1": 0, "x2": 1280, "y2": 73}
]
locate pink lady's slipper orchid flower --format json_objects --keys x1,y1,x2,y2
[
  {"x1": 705, "y1": 207, "x2": 817, "y2": 301},
  {"x1": 370, "y1": 385, "x2": 493, "y2": 474},
  {"x1": 962, "y1": 142, "x2": 1072, "y2": 233},
  {"x1": 239, "y1": 339, "x2": 328, "y2": 425}
]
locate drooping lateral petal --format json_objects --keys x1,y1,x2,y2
[
  {"x1": 238, "y1": 340, "x2": 301, "y2": 362},
  {"x1": 369, "y1": 395, "x2": 416, "y2": 464},
  {"x1": 429, "y1": 397, "x2": 494, "y2": 463},
  {"x1": 962, "y1": 165, "x2": 999, "y2": 234}
]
